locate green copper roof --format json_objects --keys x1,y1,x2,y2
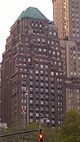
[{"x1": 18, "y1": 7, "x2": 48, "y2": 20}]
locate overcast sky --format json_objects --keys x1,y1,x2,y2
[{"x1": 0, "y1": 0, "x2": 53, "y2": 62}]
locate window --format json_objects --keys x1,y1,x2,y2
[
  {"x1": 52, "y1": 120, "x2": 54, "y2": 124},
  {"x1": 23, "y1": 64, "x2": 26, "y2": 67},
  {"x1": 30, "y1": 81, "x2": 33, "y2": 85},
  {"x1": 49, "y1": 31, "x2": 52, "y2": 35},
  {"x1": 48, "y1": 40, "x2": 50, "y2": 44},
  {"x1": 45, "y1": 89, "x2": 48, "y2": 93},
  {"x1": 36, "y1": 113, "x2": 39, "y2": 117},
  {"x1": 30, "y1": 100, "x2": 33, "y2": 104},
  {"x1": 58, "y1": 121, "x2": 61, "y2": 125},
  {"x1": 51, "y1": 72, "x2": 54, "y2": 76},
  {"x1": 28, "y1": 58, "x2": 31, "y2": 62},
  {"x1": 36, "y1": 23, "x2": 38, "y2": 27},
  {"x1": 51, "y1": 108, "x2": 54, "y2": 112},
  {"x1": 45, "y1": 65, "x2": 48, "y2": 69},
  {"x1": 77, "y1": 95, "x2": 79, "y2": 99},
  {"x1": 54, "y1": 62, "x2": 57, "y2": 65},
  {"x1": 51, "y1": 84, "x2": 54, "y2": 87},
  {"x1": 45, "y1": 77, "x2": 48, "y2": 81},
  {"x1": 30, "y1": 112, "x2": 33, "y2": 116},
  {"x1": 37, "y1": 38, "x2": 40, "y2": 42},
  {"x1": 59, "y1": 62, "x2": 61, "y2": 66},
  {"x1": 20, "y1": 47, "x2": 24, "y2": 51},
  {"x1": 51, "y1": 41, "x2": 54, "y2": 44},
  {"x1": 22, "y1": 86, "x2": 26, "y2": 91},
  {"x1": 24, "y1": 69, "x2": 27, "y2": 72},
  {"x1": 57, "y1": 78, "x2": 59, "y2": 81},
  {"x1": 51, "y1": 89, "x2": 54, "y2": 93},
  {"x1": 56, "y1": 72, "x2": 58, "y2": 76},
  {"x1": 45, "y1": 83, "x2": 48, "y2": 87},
  {"x1": 39, "y1": 48, "x2": 42, "y2": 52},
  {"x1": 30, "y1": 119, "x2": 33, "y2": 122},
  {"x1": 74, "y1": 72, "x2": 76, "y2": 76},
  {"x1": 77, "y1": 106, "x2": 80, "y2": 110},
  {"x1": 24, "y1": 99, "x2": 26, "y2": 103},
  {"x1": 71, "y1": 72, "x2": 73, "y2": 75},
  {"x1": 54, "y1": 32, "x2": 56, "y2": 36},
  {"x1": 41, "y1": 100, "x2": 44, "y2": 105},
  {"x1": 21, "y1": 74, "x2": 24, "y2": 78},
  {"x1": 40, "y1": 65, "x2": 43, "y2": 68},
  {"x1": 26, "y1": 37, "x2": 28, "y2": 42},
  {"x1": 40, "y1": 70, "x2": 43, "y2": 74},
  {"x1": 36, "y1": 100, "x2": 39, "y2": 104},
  {"x1": 49, "y1": 50, "x2": 51, "y2": 54},
  {"x1": 33, "y1": 38, "x2": 36, "y2": 42},
  {"x1": 42, "y1": 39, "x2": 45, "y2": 42},
  {"x1": 21, "y1": 99, "x2": 23, "y2": 103},
  {"x1": 43, "y1": 48, "x2": 46, "y2": 52},
  {"x1": 31, "y1": 22, "x2": 34, "y2": 27},
  {"x1": 36, "y1": 70, "x2": 39, "y2": 74},
  {"x1": 30, "y1": 70, "x2": 33, "y2": 74},
  {"x1": 77, "y1": 89, "x2": 79, "y2": 93},
  {"x1": 35, "y1": 63, "x2": 39, "y2": 67},
  {"x1": 45, "y1": 71, "x2": 48, "y2": 75},
  {"x1": 40, "y1": 24, "x2": 42, "y2": 27},
  {"x1": 53, "y1": 51, "x2": 55, "y2": 55},
  {"x1": 57, "y1": 52, "x2": 60, "y2": 55}
]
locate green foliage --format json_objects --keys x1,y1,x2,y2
[
  {"x1": 1, "y1": 112, "x2": 80, "y2": 142},
  {"x1": 60, "y1": 109, "x2": 80, "y2": 142},
  {"x1": 26, "y1": 122, "x2": 39, "y2": 130}
]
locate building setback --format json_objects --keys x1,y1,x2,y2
[
  {"x1": 1, "y1": 7, "x2": 65, "y2": 127},
  {"x1": 52, "y1": 0, "x2": 80, "y2": 41},
  {"x1": 60, "y1": 40, "x2": 80, "y2": 78}
]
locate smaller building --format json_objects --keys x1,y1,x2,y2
[
  {"x1": 66, "y1": 78, "x2": 80, "y2": 112},
  {"x1": 60, "y1": 40, "x2": 80, "y2": 112}
]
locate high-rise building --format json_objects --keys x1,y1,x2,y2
[
  {"x1": 52, "y1": 0, "x2": 80, "y2": 113},
  {"x1": 0, "y1": 64, "x2": 1, "y2": 122},
  {"x1": 52, "y1": 0, "x2": 80, "y2": 40},
  {"x1": 1, "y1": 7, "x2": 65, "y2": 127}
]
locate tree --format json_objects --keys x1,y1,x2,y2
[{"x1": 60, "y1": 109, "x2": 80, "y2": 142}]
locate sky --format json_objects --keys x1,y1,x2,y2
[{"x1": 0, "y1": 0, "x2": 53, "y2": 62}]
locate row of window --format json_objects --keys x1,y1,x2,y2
[
  {"x1": 29, "y1": 118, "x2": 63, "y2": 125},
  {"x1": 29, "y1": 70, "x2": 62, "y2": 76}
]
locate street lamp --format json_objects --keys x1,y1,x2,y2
[{"x1": 39, "y1": 118, "x2": 50, "y2": 129}]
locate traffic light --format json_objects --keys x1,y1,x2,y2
[{"x1": 39, "y1": 129, "x2": 43, "y2": 142}]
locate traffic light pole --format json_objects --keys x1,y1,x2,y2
[
  {"x1": 39, "y1": 129, "x2": 43, "y2": 142},
  {"x1": 0, "y1": 129, "x2": 39, "y2": 138}
]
